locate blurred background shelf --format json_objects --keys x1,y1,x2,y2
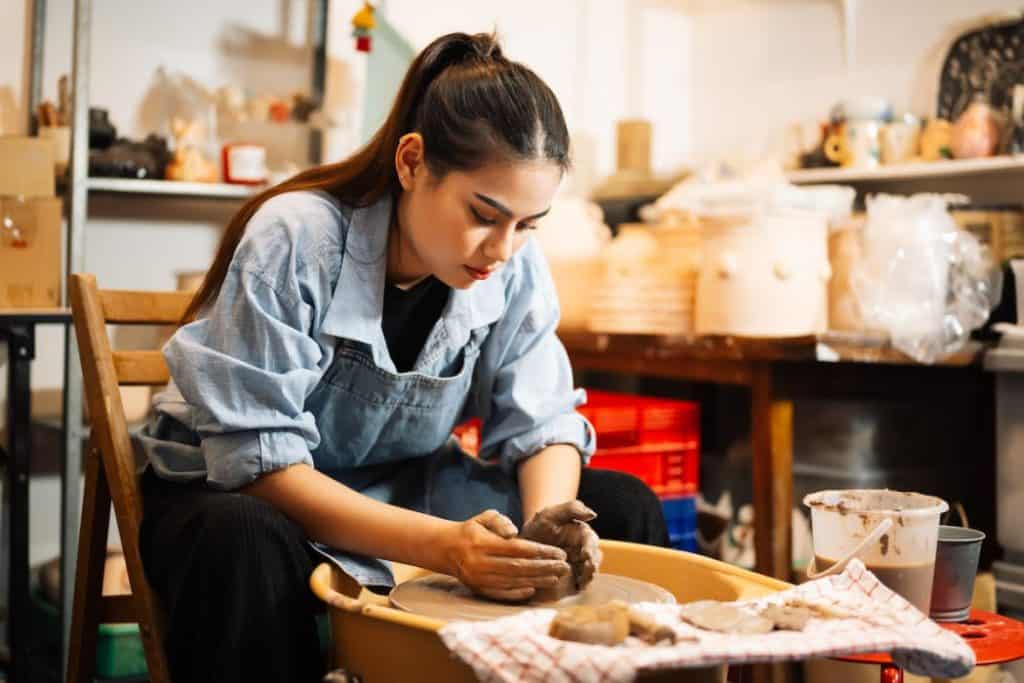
[
  {"x1": 787, "y1": 155, "x2": 1024, "y2": 185},
  {"x1": 85, "y1": 178, "x2": 260, "y2": 200}
]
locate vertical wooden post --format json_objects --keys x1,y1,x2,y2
[
  {"x1": 751, "y1": 363, "x2": 793, "y2": 582},
  {"x1": 751, "y1": 363, "x2": 793, "y2": 683}
]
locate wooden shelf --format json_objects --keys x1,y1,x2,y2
[
  {"x1": 786, "y1": 155, "x2": 1024, "y2": 185},
  {"x1": 86, "y1": 177, "x2": 261, "y2": 199},
  {"x1": 558, "y1": 330, "x2": 986, "y2": 368}
]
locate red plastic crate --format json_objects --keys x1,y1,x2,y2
[
  {"x1": 588, "y1": 442, "x2": 699, "y2": 496},
  {"x1": 577, "y1": 390, "x2": 700, "y2": 450},
  {"x1": 452, "y1": 390, "x2": 700, "y2": 495}
]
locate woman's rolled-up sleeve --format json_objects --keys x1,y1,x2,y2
[
  {"x1": 473, "y1": 242, "x2": 596, "y2": 474},
  {"x1": 165, "y1": 242, "x2": 332, "y2": 490}
]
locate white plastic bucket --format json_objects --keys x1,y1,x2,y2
[{"x1": 803, "y1": 489, "x2": 948, "y2": 612}]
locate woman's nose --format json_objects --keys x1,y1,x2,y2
[{"x1": 483, "y1": 226, "x2": 515, "y2": 263}]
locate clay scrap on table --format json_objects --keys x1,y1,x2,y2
[
  {"x1": 549, "y1": 603, "x2": 630, "y2": 646},
  {"x1": 549, "y1": 597, "x2": 828, "y2": 646},
  {"x1": 678, "y1": 600, "x2": 828, "y2": 634},
  {"x1": 679, "y1": 601, "x2": 775, "y2": 634},
  {"x1": 549, "y1": 600, "x2": 681, "y2": 646},
  {"x1": 776, "y1": 597, "x2": 856, "y2": 620},
  {"x1": 758, "y1": 605, "x2": 812, "y2": 631}
]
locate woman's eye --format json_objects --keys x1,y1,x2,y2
[
  {"x1": 516, "y1": 223, "x2": 538, "y2": 232},
  {"x1": 470, "y1": 206, "x2": 497, "y2": 225}
]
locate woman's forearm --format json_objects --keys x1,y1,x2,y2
[
  {"x1": 242, "y1": 463, "x2": 457, "y2": 574},
  {"x1": 517, "y1": 444, "x2": 582, "y2": 522}
]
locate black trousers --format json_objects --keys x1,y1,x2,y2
[{"x1": 139, "y1": 467, "x2": 669, "y2": 683}]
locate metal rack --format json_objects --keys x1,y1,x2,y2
[{"x1": 18, "y1": 1, "x2": 329, "y2": 679}]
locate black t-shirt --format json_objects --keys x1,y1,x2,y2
[{"x1": 381, "y1": 276, "x2": 451, "y2": 372}]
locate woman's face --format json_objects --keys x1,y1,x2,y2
[{"x1": 392, "y1": 134, "x2": 562, "y2": 289}]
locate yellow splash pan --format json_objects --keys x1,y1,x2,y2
[{"x1": 310, "y1": 540, "x2": 790, "y2": 682}]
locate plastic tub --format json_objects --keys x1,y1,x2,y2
[
  {"x1": 30, "y1": 588, "x2": 147, "y2": 679},
  {"x1": 804, "y1": 489, "x2": 948, "y2": 612},
  {"x1": 310, "y1": 540, "x2": 789, "y2": 682}
]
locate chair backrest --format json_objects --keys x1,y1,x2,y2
[
  {"x1": 69, "y1": 273, "x2": 192, "y2": 683},
  {"x1": 70, "y1": 274, "x2": 192, "y2": 525}
]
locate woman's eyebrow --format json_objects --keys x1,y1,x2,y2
[{"x1": 474, "y1": 192, "x2": 550, "y2": 220}]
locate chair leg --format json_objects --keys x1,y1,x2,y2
[
  {"x1": 114, "y1": 510, "x2": 171, "y2": 682},
  {"x1": 66, "y1": 445, "x2": 110, "y2": 683}
]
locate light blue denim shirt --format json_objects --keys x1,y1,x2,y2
[{"x1": 136, "y1": 190, "x2": 595, "y2": 495}]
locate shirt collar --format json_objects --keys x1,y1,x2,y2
[{"x1": 321, "y1": 195, "x2": 507, "y2": 371}]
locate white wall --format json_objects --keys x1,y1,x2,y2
[
  {"x1": 686, "y1": 0, "x2": 1024, "y2": 164},
  {"x1": 381, "y1": 0, "x2": 693, "y2": 189},
  {"x1": 2, "y1": 0, "x2": 1021, "y2": 563}
]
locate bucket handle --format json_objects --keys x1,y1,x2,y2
[
  {"x1": 805, "y1": 517, "x2": 894, "y2": 580},
  {"x1": 945, "y1": 501, "x2": 969, "y2": 529}
]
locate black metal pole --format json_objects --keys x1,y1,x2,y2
[{"x1": 5, "y1": 324, "x2": 35, "y2": 683}]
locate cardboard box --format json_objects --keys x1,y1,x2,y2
[
  {"x1": 0, "y1": 136, "x2": 55, "y2": 197},
  {"x1": 0, "y1": 196, "x2": 62, "y2": 307}
]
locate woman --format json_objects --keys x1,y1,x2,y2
[{"x1": 135, "y1": 32, "x2": 668, "y2": 683}]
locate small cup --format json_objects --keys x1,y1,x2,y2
[
  {"x1": 881, "y1": 116, "x2": 921, "y2": 165},
  {"x1": 825, "y1": 120, "x2": 882, "y2": 169},
  {"x1": 929, "y1": 525, "x2": 985, "y2": 622}
]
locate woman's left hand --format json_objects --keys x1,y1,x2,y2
[{"x1": 520, "y1": 500, "x2": 602, "y2": 590}]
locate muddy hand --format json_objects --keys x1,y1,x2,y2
[
  {"x1": 445, "y1": 509, "x2": 571, "y2": 603},
  {"x1": 520, "y1": 500, "x2": 602, "y2": 590}
]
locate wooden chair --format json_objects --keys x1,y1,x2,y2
[{"x1": 67, "y1": 273, "x2": 193, "y2": 683}]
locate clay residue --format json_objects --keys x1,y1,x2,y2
[
  {"x1": 779, "y1": 597, "x2": 857, "y2": 620},
  {"x1": 549, "y1": 601, "x2": 685, "y2": 646},
  {"x1": 804, "y1": 490, "x2": 946, "y2": 516},
  {"x1": 759, "y1": 605, "x2": 812, "y2": 631},
  {"x1": 677, "y1": 599, "x2": 850, "y2": 634},
  {"x1": 879, "y1": 533, "x2": 890, "y2": 556},
  {"x1": 549, "y1": 603, "x2": 630, "y2": 646},
  {"x1": 679, "y1": 601, "x2": 773, "y2": 634},
  {"x1": 390, "y1": 573, "x2": 674, "y2": 623}
]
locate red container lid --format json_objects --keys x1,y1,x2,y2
[{"x1": 839, "y1": 609, "x2": 1024, "y2": 666}]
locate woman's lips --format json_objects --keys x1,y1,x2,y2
[{"x1": 464, "y1": 265, "x2": 494, "y2": 280}]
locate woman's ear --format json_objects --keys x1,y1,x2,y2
[{"x1": 395, "y1": 133, "x2": 425, "y2": 190}]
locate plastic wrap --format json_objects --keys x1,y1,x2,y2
[
  {"x1": 852, "y1": 194, "x2": 1002, "y2": 363},
  {"x1": 643, "y1": 171, "x2": 854, "y2": 229}
]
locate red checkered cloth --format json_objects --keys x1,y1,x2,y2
[{"x1": 438, "y1": 559, "x2": 975, "y2": 683}]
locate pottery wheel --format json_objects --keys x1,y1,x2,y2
[{"x1": 389, "y1": 573, "x2": 675, "y2": 622}]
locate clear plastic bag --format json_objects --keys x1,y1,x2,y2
[{"x1": 852, "y1": 194, "x2": 1002, "y2": 363}]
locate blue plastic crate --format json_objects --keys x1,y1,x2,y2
[
  {"x1": 669, "y1": 533, "x2": 698, "y2": 553},
  {"x1": 661, "y1": 494, "x2": 697, "y2": 540}
]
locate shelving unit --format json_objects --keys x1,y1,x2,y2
[
  {"x1": 16, "y1": 1, "x2": 330, "y2": 680},
  {"x1": 787, "y1": 155, "x2": 1024, "y2": 185},
  {"x1": 87, "y1": 177, "x2": 260, "y2": 200}
]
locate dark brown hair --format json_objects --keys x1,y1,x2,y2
[{"x1": 182, "y1": 31, "x2": 570, "y2": 322}]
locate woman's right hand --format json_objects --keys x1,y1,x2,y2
[{"x1": 441, "y1": 509, "x2": 572, "y2": 602}]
